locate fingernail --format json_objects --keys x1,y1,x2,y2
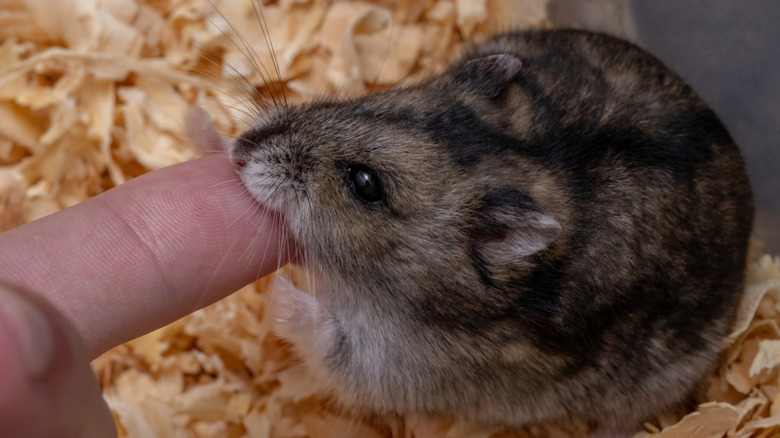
[{"x1": 0, "y1": 285, "x2": 55, "y2": 379}]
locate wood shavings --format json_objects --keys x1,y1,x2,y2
[
  {"x1": 320, "y1": 3, "x2": 392, "y2": 94},
  {"x1": 651, "y1": 402, "x2": 743, "y2": 438},
  {"x1": 750, "y1": 340, "x2": 780, "y2": 378},
  {"x1": 487, "y1": 0, "x2": 550, "y2": 30},
  {"x1": 0, "y1": 169, "x2": 26, "y2": 231},
  {"x1": 3, "y1": 0, "x2": 780, "y2": 437},
  {"x1": 455, "y1": 0, "x2": 488, "y2": 36},
  {"x1": 91, "y1": 247, "x2": 780, "y2": 437}
]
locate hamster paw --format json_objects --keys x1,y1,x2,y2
[
  {"x1": 267, "y1": 275, "x2": 338, "y2": 358},
  {"x1": 185, "y1": 106, "x2": 231, "y2": 154}
]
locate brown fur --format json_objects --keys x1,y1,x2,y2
[{"x1": 231, "y1": 30, "x2": 754, "y2": 432}]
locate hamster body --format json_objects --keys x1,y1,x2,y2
[{"x1": 230, "y1": 30, "x2": 754, "y2": 431}]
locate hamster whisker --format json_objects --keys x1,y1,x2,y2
[
  {"x1": 223, "y1": 174, "x2": 275, "y2": 275},
  {"x1": 237, "y1": 201, "x2": 266, "y2": 269},
  {"x1": 255, "y1": 211, "x2": 282, "y2": 281},
  {"x1": 369, "y1": 20, "x2": 394, "y2": 87},
  {"x1": 198, "y1": 0, "x2": 282, "y2": 111},
  {"x1": 183, "y1": 0, "x2": 297, "y2": 152},
  {"x1": 302, "y1": 198, "x2": 320, "y2": 300},
  {"x1": 226, "y1": 195, "x2": 262, "y2": 231},
  {"x1": 182, "y1": 21, "x2": 270, "y2": 121},
  {"x1": 248, "y1": 0, "x2": 288, "y2": 109},
  {"x1": 187, "y1": 59, "x2": 266, "y2": 120},
  {"x1": 255, "y1": 176, "x2": 286, "y2": 208},
  {"x1": 206, "y1": 178, "x2": 240, "y2": 189}
]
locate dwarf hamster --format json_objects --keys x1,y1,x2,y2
[{"x1": 229, "y1": 29, "x2": 754, "y2": 432}]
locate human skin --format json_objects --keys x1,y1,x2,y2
[{"x1": 0, "y1": 154, "x2": 291, "y2": 437}]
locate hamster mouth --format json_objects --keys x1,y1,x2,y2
[
  {"x1": 242, "y1": 196, "x2": 307, "y2": 275},
  {"x1": 230, "y1": 159, "x2": 321, "y2": 281}
]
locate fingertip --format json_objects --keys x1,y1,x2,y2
[{"x1": 0, "y1": 154, "x2": 295, "y2": 359}]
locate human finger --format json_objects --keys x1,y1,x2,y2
[{"x1": 0, "y1": 154, "x2": 294, "y2": 358}]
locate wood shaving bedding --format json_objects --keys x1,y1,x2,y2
[{"x1": 0, "y1": 0, "x2": 777, "y2": 437}]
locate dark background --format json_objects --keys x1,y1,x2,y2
[{"x1": 547, "y1": 0, "x2": 780, "y2": 254}]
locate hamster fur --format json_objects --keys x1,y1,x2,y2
[{"x1": 230, "y1": 29, "x2": 754, "y2": 432}]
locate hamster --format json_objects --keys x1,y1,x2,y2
[{"x1": 229, "y1": 29, "x2": 754, "y2": 433}]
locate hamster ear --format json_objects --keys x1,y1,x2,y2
[
  {"x1": 455, "y1": 54, "x2": 523, "y2": 98},
  {"x1": 472, "y1": 189, "x2": 560, "y2": 267}
]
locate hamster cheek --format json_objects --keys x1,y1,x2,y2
[{"x1": 268, "y1": 276, "x2": 338, "y2": 362}]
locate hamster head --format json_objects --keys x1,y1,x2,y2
[
  {"x1": 230, "y1": 54, "x2": 561, "y2": 304},
  {"x1": 230, "y1": 104, "x2": 457, "y2": 294}
]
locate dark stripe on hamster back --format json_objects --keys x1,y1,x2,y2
[
  {"x1": 408, "y1": 78, "x2": 740, "y2": 366},
  {"x1": 420, "y1": 104, "x2": 526, "y2": 167}
]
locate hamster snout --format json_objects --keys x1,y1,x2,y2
[{"x1": 232, "y1": 29, "x2": 754, "y2": 433}]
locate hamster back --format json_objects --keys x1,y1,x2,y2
[{"x1": 231, "y1": 29, "x2": 754, "y2": 432}]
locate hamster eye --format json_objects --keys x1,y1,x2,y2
[{"x1": 347, "y1": 164, "x2": 385, "y2": 203}]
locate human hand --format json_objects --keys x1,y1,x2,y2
[
  {"x1": 0, "y1": 154, "x2": 291, "y2": 437},
  {"x1": 0, "y1": 281, "x2": 116, "y2": 437}
]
